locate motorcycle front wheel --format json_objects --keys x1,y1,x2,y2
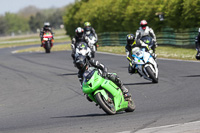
[
  {"x1": 45, "y1": 41, "x2": 51, "y2": 53},
  {"x1": 95, "y1": 92, "x2": 116, "y2": 115},
  {"x1": 146, "y1": 66, "x2": 158, "y2": 83},
  {"x1": 125, "y1": 98, "x2": 136, "y2": 112}
]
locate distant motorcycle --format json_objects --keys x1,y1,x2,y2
[
  {"x1": 131, "y1": 47, "x2": 158, "y2": 83},
  {"x1": 82, "y1": 66, "x2": 135, "y2": 115},
  {"x1": 42, "y1": 32, "x2": 54, "y2": 53},
  {"x1": 75, "y1": 42, "x2": 92, "y2": 60},
  {"x1": 86, "y1": 33, "x2": 97, "y2": 58}
]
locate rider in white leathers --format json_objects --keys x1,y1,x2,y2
[{"x1": 135, "y1": 20, "x2": 157, "y2": 57}]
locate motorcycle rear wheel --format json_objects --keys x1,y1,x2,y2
[
  {"x1": 95, "y1": 92, "x2": 116, "y2": 115},
  {"x1": 146, "y1": 66, "x2": 158, "y2": 83}
]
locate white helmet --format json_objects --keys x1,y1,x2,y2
[
  {"x1": 44, "y1": 22, "x2": 50, "y2": 27},
  {"x1": 75, "y1": 27, "x2": 84, "y2": 37},
  {"x1": 198, "y1": 28, "x2": 200, "y2": 32},
  {"x1": 140, "y1": 20, "x2": 148, "y2": 30}
]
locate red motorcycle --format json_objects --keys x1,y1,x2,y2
[{"x1": 41, "y1": 32, "x2": 54, "y2": 53}]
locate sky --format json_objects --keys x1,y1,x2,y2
[{"x1": 0, "y1": 0, "x2": 75, "y2": 15}]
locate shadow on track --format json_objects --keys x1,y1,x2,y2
[
  {"x1": 124, "y1": 82, "x2": 152, "y2": 86},
  {"x1": 51, "y1": 113, "x2": 107, "y2": 119},
  {"x1": 182, "y1": 75, "x2": 200, "y2": 77},
  {"x1": 57, "y1": 73, "x2": 77, "y2": 76},
  {"x1": 51, "y1": 111, "x2": 126, "y2": 119}
]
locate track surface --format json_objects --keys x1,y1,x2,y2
[{"x1": 0, "y1": 46, "x2": 200, "y2": 133}]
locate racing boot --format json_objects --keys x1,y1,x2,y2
[{"x1": 121, "y1": 85, "x2": 131, "y2": 98}]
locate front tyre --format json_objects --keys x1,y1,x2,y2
[
  {"x1": 45, "y1": 41, "x2": 51, "y2": 53},
  {"x1": 91, "y1": 51, "x2": 95, "y2": 58},
  {"x1": 146, "y1": 66, "x2": 158, "y2": 83},
  {"x1": 95, "y1": 93, "x2": 116, "y2": 115},
  {"x1": 125, "y1": 98, "x2": 136, "y2": 112}
]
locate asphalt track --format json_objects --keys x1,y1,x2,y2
[{"x1": 0, "y1": 45, "x2": 200, "y2": 133}]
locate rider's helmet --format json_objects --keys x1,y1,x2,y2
[
  {"x1": 75, "y1": 55, "x2": 87, "y2": 70},
  {"x1": 75, "y1": 27, "x2": 84, "y2": 38},
  {"x1": 198, "y1": 28, "x2": 200, "y2": 33},
  {"x1": 44, "y1": 22, "x2": 51, "y2": 30},
  {"x1": 140, "y1": 20, "x2": 148, "y2": 30},
  {"x1": 84, "y1": 22, "x2": 92, "y2": 31},
  {"x1": 127, "y1": 34, "x2": 135, "y2": 45}
]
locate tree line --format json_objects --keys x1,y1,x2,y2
[
  {"x1": 0, "y1": 6, "x2": 65, "y2": 36},
  {"x1": 63, "y1": 0, "x2": 200, "y2": 38}
]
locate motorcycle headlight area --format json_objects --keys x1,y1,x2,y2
[
  {"x1": 43, "y1": 38, "x2": 48, "y2": 41},
  {"x1": 83, "y1": 70, "x2": 95, "y2": 83},
  {"x1": 79, "y1": 49, "x2": 87, "y2": 56}
]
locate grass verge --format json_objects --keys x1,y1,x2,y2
[
  {"x1": 14, "y1": 44, "x2": 197, "y2": 61},
  {"x1": 0, "y1": 29, "x2": 70, "y2": 49}
]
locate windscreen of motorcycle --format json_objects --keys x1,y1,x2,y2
[
  {"x1": 88, "y1": 35, "x2": 96, "y2": 45},
  {"x1": 86, "y1": 31, "x2": 91, "y2": 35},
  {"x1": 78, "y1": 49, "x2": 87, "y2": 56},
  {"x1": 77, "y1": 42, "x2": 89, "y2": 56},
  {"x1": 141, "y1": 36, "x2": 152, "y2": 45},
  {"x1": 83, "y1": 67, "x2": 96, "y2": 82},
  {"x1": 132, "y1": 47, "x2": 143, "y2": 58},
  {"x1": 43, "y1": 32, "x2": 53, "y2": 38}
]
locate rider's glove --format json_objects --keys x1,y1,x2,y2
[
  {"x1": 149, "y1": 49, "x2": 153, "y2": 54},
  {"x1": 131, "y1": 60, "x2": 135, "y2": 65},
  {"x1": 102, "y1": 69, "x2": 108, "y2": 78},
  {"x1": 155, "y1": 42, "x2": 158, "y2": 47}
]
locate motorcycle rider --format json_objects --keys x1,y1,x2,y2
[
  {"x1": 71, "y1": 27, "x2": 89, "y2": 65},
  {"x1": 75, "y1": 55, "x2": 131, "y2": 101},
  {"x1": 125, "y1": 34, "x2": 149, "y2": 74},
  {"x1": 135, "y1": 20, "x2": 157, "y2": 57},
  {"x1": 195, "y1": 28, "x2": 200, "y2": 60},
  {"x1": 83, "y1": 22, "x2": 98, "y2": 41},
  {"x1": 40, "y1": 22, "x2": 54, "y2": 47}
]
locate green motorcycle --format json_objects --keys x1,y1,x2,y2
[{"x1": 82, "y1": 67, "x2": 135, "y2": 115}]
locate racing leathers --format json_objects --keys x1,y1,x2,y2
[
  {"x1": 196, "y1": 32, "x2": 200, "y2": 59},
  {"x1": 71, "y1": 34, "x2": 89, "y2": 62},
  {"x1": 78, "y1": 59, "x2": 130, "y2": 98},
  {"x1": 135, "y1": 26, "x2": 157, "y2": 54},
  {"x1": 125, "y1": 40, "x2": 149, "y2": 74}
]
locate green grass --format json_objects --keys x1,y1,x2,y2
[
  {"x1": 13, "y1": 44, "x2": 71, "y2": 53},
  {"x1": 97, "y1": 45, "x2": 197, "y2": 60},
  {"x1": 0, "y1": 29, "x2": 70, "y2": 49},
  {"x1": 14, "y1": 44, "x2": 197, "y2": 61},
  {"x1": 98, "y1": 45, "x2": 197, "y2": 60}
]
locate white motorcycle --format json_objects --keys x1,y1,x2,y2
[
  {"x1": 75, "y1": 42, "x2": 92, "y2": 60},
  {"x1": 86, "y1": 33, "x2": 97, "y2": 58},
  {"x1": 131, "y1": 47, "x2": 158, "y2": 83}
]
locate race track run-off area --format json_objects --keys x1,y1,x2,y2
[{"x1": 0, "y1": 45, "x2": 200, "y2": 133}]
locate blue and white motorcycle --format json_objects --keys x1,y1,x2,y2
[{"x1": 132, "y1": 47, "x2": 158, "y2": 83}]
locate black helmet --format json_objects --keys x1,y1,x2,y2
[
  {"x1": 75, "y1": 55, "x2": 87, "y2": 70},
  {"x1": 127, "y1": 34, "x2": 135, "y2": 45},
  {"x1": 75, "y1": 27, "x2": 84, "y2": 37}
]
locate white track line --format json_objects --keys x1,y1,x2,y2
[{"x1": 117, "y1": 120, "x2": 200, "y2": 133}]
